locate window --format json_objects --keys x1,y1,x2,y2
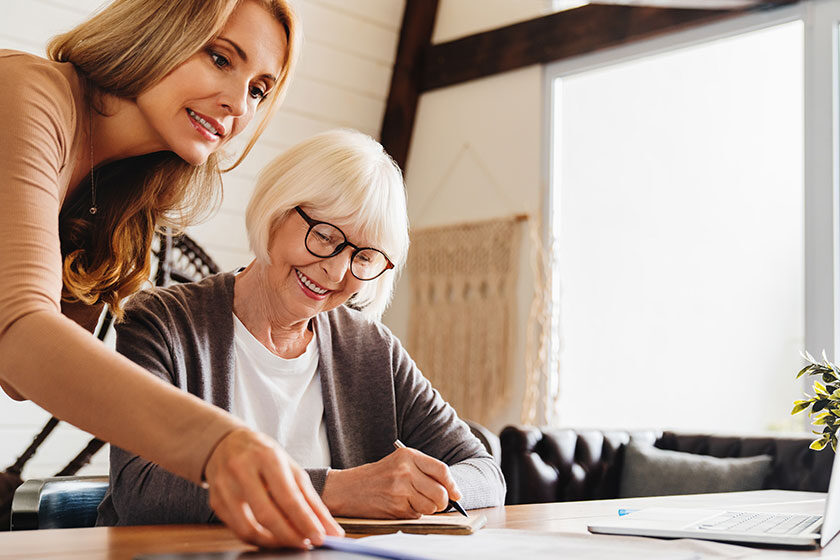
[{"x1": 547, "y1": 16, "x2": 811, "y2": 432}]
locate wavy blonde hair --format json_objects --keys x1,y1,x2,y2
[{"x1": 50, "y1": 0, "x2": 299, "y2": 319}]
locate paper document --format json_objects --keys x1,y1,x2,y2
[{"x1": 361, "y1": 529, "x2": 755, "y2": 559}]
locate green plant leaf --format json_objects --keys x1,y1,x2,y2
[
  {"x1": 815, "y1": 381, "x2": 828, "y2": 396},
  {"x1": 811, "y1": 438, "x2": 828, "y2": 451},
  {"x1": 791, "y1": 401, "x2": 810, "y2": 415},
  {"x1": 813, "y1": 399, "x2": 829, "y2": 412}
]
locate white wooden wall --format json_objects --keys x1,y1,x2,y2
[{"x1": 0, "y1": 0, "x2": 404, "y2": 478}]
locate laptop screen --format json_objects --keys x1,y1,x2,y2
[{"x1": 820, "y1": 450, "x2": 840, "y2": 547}]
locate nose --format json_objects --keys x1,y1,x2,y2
[
  {"x1": 220, "y1": 80, "x2": 249, "y2": 118},
  {"x1": 320, "y1": 247, "x2": 353, "y2": 283}
]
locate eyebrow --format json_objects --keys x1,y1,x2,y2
[{"x1": 218, "y1": 36, "x2": 278, "y2": 83}]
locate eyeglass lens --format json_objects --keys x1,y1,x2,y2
[{"x1": 306, "y1": 223, "x2": 389, "y2": 280}]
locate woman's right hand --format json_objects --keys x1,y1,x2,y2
[
  {"x1": 320, "y1": 446, "x2": 461, "y2": 519},
  {"x1": 203, "y1": 428, "x2": 344, "y2": 549}
]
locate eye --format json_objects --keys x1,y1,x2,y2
[
  {"x1": 209, "y1": 51, "x2": 230, "y2": 69},
  {"x1": 249, "y1": 84, "x2": 267, "y2": 100}
]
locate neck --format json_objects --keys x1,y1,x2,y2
[
  {"x1": 90, "y1": 95, "x2": 168, "y2": 167},
  {"x1": 233, "y1": 263, "x2": 312, "y2": 358}
]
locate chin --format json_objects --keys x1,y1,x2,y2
[{"x1": 176, "y1": 149, "x2": 213, "y2": 166}]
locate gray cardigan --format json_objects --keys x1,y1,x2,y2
[{"x1": 97, "y1": 272, "x2": 505, "y2": 526}]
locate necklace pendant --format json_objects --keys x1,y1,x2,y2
[{"x1": 89, "y1": 206, "x2": 98, "y2": 215}]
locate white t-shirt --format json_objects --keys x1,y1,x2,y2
[{"x1": 230, "y1": 314, "x2": 330, "y2": 468}]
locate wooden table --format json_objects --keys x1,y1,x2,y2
[{"x1": 0, "y1": 490, "x2": 833, "y2": 559}]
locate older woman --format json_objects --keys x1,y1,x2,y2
[{"x1": 97, "y1": 129, "x2": 505, "y2": 525}]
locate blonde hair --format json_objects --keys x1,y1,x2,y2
[
  {"x1": 49, "y1": 0, "x2": 300, "y2": 318},
  {"x1": 246, "y1": 129, "x2": 410, "y2": 320}
]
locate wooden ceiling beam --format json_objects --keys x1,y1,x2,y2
[
  {"x1": 420, "y1": 1, "x2": 799, "y2": 93},
  {"x1": 379, "y1": 0, "x2": 439, "y2": 171},
  {"x1": 380, "y1": 0, "x2": 798, "y2": 171}
]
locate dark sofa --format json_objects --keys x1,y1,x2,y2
[{"x1": 499, "y1": 427, "x2": 834, "y2": 505}]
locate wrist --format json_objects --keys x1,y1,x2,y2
[{"x1": 322, "y1": 468, "x2": 349, "y2": 514}]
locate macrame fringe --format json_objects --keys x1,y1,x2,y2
[{"x1": 407, "y1": 216, "x2": 522, "y2": 424}]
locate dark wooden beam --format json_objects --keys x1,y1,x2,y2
[
  {"x1": 379, "y1": 0, "x2": 439, "y2": 171},
  {"x1": 420, "y1": 2, "x2": 798, "y2": 92}
]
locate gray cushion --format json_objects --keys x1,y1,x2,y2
[{"x1": 618, "y1": 441, "x2": 773, "y2": 498}]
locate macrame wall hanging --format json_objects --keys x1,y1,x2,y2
[
  {"x1": 406, "y1": 142, "x2": 559, "y2": 426},
  {"x1": 407, "y1": 216, "x2": 523, "y2": 424}
]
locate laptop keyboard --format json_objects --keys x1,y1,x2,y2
[{"x1": 697, "y1": 512, "x2": 822, "y2": 535}]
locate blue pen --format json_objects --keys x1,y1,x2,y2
[
  {"x1": 321, "y1": 535, "x2": 433, "y2": 560},
  {"x1": 618, "y1": 508, "x2": 639, "y2": 516}
]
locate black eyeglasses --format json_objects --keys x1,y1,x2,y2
[{"x1": 295, "y1": 206, "x2": 394, "y2": 281}]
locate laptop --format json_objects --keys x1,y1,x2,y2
[{"x1": 587, "y1": 450, "x2": 840, "y2": 548}]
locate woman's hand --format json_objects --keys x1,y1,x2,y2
[
  {"x1": 320, "y1": 447, "x2": 462, "y2": 519},
  {"x1": 203, "y1": 428, "x2": 344, "y2": 549}
]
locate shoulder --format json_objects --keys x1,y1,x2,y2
[
  {"x1": 123, "y1": 273, "x2": 235, "y2": 331},
  {"x1": 0, "y1": 50, "x2": 78, "y2": 114},
  {"x1": 321, "y1": 305, "x2": 395, "y2": 345},
  {"x1": 0, "y1": 51, "x2": 79, "y2": 156},
  {"x1": 317, "y1": 305, "x2": 406, "y2": 367}
]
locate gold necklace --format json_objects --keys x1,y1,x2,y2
[{"x1": 88, "y1": 103, "x2": 97, "y2": 215}]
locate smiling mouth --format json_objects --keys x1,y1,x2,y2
[
  {"x1": 186, "y1": 108, "x2": 221, "y2": 137},
  {"x1": 295, "y1": 269, "x2": 330, "y2": 295}
]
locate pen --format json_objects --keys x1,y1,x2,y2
[{"x1": 393, "y1": 439, "x2": 469, "y2": 518}]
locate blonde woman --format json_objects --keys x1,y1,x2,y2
[{"x1": 0, "y1": 0, "x2": 341, "y2": 549}]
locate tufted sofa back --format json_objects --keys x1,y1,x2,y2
[{"x1": 500, "y1": 426, "x2": 835, "y2": 505}]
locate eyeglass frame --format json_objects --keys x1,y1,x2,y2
[{"x1": 294, "y1": 206, "x2": 395, "y2": 281}]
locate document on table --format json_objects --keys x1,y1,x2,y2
[{"x1": 360, "y1": 529, "x2": 755, "y2": 559}]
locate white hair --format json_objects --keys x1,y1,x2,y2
[{"x1": 245, "y1": 129, "x2": 409, "y2": 320}]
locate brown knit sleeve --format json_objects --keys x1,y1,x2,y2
[{"x1": 0, "y1": 54, "x2": 242, "y2": 483}]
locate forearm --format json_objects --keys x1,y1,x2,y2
[
  {"x1": 0, "y1": 311, "x2": 243, "y2": 483},
  {"x1": 450, "y1": 458, "x2": 506, "y2": 509}
]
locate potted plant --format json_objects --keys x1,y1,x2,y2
[{"x1": 792, "y1": 351, "x2": 840, "y2": 451}]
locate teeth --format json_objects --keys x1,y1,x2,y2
[
  {"x1": 187, "y1": 109, "x2": 219, "y2": 135},
  {"x1": 296, "y1": 270, "x2": 328, "y2": 295}
]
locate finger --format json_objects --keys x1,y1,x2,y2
[
  {"x1": 262, "y1": 456, "x2": 328, "y2": 545},
  {"x1": 294, "y1": 467, "x2": 345, "y2": 537},
  {"x1": 406, "y1": 490, "x2": 438, "y2": 516},
  {"x1": 409, "y1": 469, "x2": 450, "y2": 512},
  {"x1": 209, "y1": 479, "x2": 277, "y2": 548},
  {"x1": 410, "y1": 452, "x2": 461, "y2": 501},
  {"x1": 237, "y1": 466, "x2": 310, "y2": 549}
]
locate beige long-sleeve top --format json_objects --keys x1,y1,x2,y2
[{"x1": 0, "y1": 51, "x2": 242, "y2": 483}]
